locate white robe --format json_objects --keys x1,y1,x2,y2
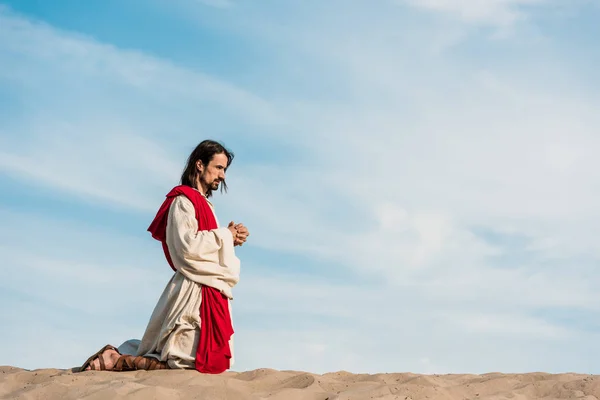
[{"x1": 118, "y1": 194, "x2": 241, "y2": 369}]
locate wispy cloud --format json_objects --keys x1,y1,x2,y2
[
  {"x1": 0, "y1": 7, "x2": 281, "y2": 211},
  {"x1": 401, "y1": 0, "x2": 546, "y2": 25}
]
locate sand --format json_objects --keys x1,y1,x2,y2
[{"x1": 1, "y1": 366, "x2": 598, "y2": 400}]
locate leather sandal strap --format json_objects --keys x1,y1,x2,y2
[
  {"x1": 98, "y1": 353, "x2": 106, "y2": 370},
  {"x1": 133, "y1": 356, "x2": 148, "y2": 370},
  {"x1": 113, "y1": 354, "x2": 169, "y2": 371},
  {"x1": 113, "y1": 355, "x2": 132, "y2": 371}
]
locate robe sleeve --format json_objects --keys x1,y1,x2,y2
[{"x1": 165, "y1": 195, "x2": 240, "y2": 294}]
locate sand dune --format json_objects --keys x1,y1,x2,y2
[{"x1": 1, "y1": 365, "x2": 599, "y2": 399}]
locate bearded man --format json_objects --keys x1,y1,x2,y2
[{"x1": 79, "y1": 140, "x2": 249, "y2": 373}]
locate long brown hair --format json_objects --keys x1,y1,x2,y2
[{"x1": 180, "y1": 140, "x2": 235, "y2": 197}]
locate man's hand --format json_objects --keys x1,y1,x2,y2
[{"x1": 228, "y1": 221, "x2": 250, "y2": 246}]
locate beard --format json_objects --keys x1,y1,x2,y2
[{"x1": 210, "y1": 180, "x2": 220, "y2": 190}]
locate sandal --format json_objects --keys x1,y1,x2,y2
[
  {"x1": 78, "y1": 344, "x2": 120, "y2": 372},
  {"x1": 113, "y1": 355, "x2": 169, "y2": 371}
]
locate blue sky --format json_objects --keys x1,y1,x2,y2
[{"x1": 1, "y1": 0, "x2": 600, "y2": 374}]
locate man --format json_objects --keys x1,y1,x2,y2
[{"x1": 79, "y1": 139, "x2": 248, "y2": 373}]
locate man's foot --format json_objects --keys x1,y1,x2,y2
[{"x1": 79, "y1": 344, "x2": 121, "y2": 371}]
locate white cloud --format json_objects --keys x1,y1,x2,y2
[
  {"x1": 0, "y1": 7, "x2": 282, "y2": 211},
  {"x1": 446, "y1": 312, "x2": 573, "y2": 339},
  {"x1": 190, "y1": 2, "x2": 600, "y2": 373},
  {"x1": 0, "y1": 9, "x2": 274, "y2": 120},
  {"x1": 402, "y1": 0, "x2": 546, "y2": 25}
]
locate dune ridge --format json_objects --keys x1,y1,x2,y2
[{"x1": 1, "y1": 366, "x2": 599, "y2": 400}]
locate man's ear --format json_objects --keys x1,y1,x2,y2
[{"x1": 196, "y1": 160, "x2": 204, "y2": 173}]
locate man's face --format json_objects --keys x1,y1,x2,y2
[{"x1": 198, "y1": 153, "x2": 228, "y2": 192}]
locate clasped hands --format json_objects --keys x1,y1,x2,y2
[{"x1": 227, "y1": 221, "x2": 250, "y2": 247}]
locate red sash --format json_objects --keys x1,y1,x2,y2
[{"x1": 148, "y1": 185, "x2": 234, "y2": 374}]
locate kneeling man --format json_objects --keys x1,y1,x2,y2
[{"x1": 79, "y1": 139, "x2": 249, "y2": 373}]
